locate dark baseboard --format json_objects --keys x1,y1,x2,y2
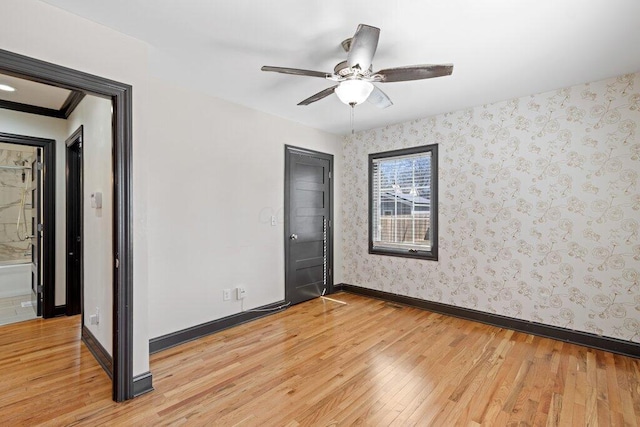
[
  {"x1": 150, "y1": 301, "x2": 290, "y2": 354},
  {"x1": 54, "y1": 305, "x2": 66, "y2": 316},
  {"x1": 340, "y1": 284, "x2": 640, "y2": 359},
  {"x1": 133, "y1": 371, "x2": 154, "y2": 397},
  {"x1": 82, "y1": 325, "x2": 114, "y2": 378}
]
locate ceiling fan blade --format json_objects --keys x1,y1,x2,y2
[
  {"x1": 261, "y1": 66, "x2": 330, "y2": 78},
  {"x1": 298, "y1": 85, "x2": 338, "y2": 106},
  {"x1": 376, "y1": 64, "x2": 453, "y2": 83},
  {"x1": 367, "y1": 85, "x2": 393, "y2": 109},
  {"x1": 347, "y1": 24, "x2": 380, "y2": 71}
]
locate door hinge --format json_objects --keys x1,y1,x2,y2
[
  {"x1": 37, "y1": 285, "x2": 43, "y2": 293},
  {"x1": 115, "y1": 258, "x2": 119, "y2": 268},
  {"x1": 37, "y1": 162, "x2": 43, "y2": 171},
  {"x1": 328, "y1": 171, "x2": 332, "y2": 179},
  {"x1": 328, "y1": 220, "x2": 332, "y2": 227},
  {"x1": 328, "y1": 268, "x2": 332, "y2": 276},
  {"x1": 37, "y1": 223, "x2": 43, "y2": 232}
]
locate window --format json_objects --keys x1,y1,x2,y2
[{"x1": 369, "y1": 144, "x2": 438, "y2": 260}]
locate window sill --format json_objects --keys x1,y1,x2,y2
[{"x1": 369, "y1": 247, "x2": 438, "y2": 261}]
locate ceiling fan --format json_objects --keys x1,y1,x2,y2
[{"x1": 261, "y1": 24, "x2": 453, "y2": 109}]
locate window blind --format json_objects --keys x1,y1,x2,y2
[{"x1": 371, "y1": 151, "x2": 432, "y2": 251}]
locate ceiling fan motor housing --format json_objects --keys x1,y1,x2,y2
[{"x1": 334, "y1": 61, "x2": 374, "y2": 79}]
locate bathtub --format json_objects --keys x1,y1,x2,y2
[{"x1": 0, "y1": 261, "x2": 32, "y2": 299}]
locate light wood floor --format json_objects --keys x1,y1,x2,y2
[{"x1": 1, "y1": 292, "x2": 640, "y2": 426}]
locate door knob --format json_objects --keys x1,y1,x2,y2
[{"x1": 290, "y1": 234, "x2": 298, "y2": 240}]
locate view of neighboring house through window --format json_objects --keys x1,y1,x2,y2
[{"x1": 369, "y1": 144, "x2": 438, "y2": 260}]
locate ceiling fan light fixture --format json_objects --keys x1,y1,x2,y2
[{"x1": 335, "y1": 80, "x2": 374, "y2": 106}]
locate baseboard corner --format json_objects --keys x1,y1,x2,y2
[{"x1": 133, "y1": 371, "x2": 154, "y2": 397}]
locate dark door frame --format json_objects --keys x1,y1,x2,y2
[
  {"x1": 30, "y1": 148, "x2": 42, "y2": 316},
  {"x1": 0, "y1": 49, "x2": 134, "y2": 402},
  {"x1": 65, "y1": 126, "x2": 83, "y2": 316},
  {"x1": 284, "y1": 145, "x2": 334, "y2": 301},
  {"x1": 0, "y1": 132, "x2": 55, "y2": 317}
]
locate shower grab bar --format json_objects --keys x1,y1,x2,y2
[{"x1": 0, "y1": 165, "x2": 31, "y2": 170}]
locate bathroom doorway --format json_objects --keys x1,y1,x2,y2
[{"x1": 0, "y1": 134, "x2": 54, "y2": 324}]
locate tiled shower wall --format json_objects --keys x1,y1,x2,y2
[
  {"x1": 343, "y1": 72, "x2": 640, "y2": 342},
  {"x1": 0, "y1": 144, "x2": 36, "y2": 264}
]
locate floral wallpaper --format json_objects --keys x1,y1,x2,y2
[{"x1": 343, "y1": 72, "x2": 640, "y2": 342}]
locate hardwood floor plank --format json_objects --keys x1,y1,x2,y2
[
  {"x1": 572, "y1": 403, "x2": 586, "y2": 427},
  {"x1": 1, "y1": 292, "x2": 639, "y2": 425},
  {"x1": 545, "y1": 393, "x2": 563, "y2": 427},
  {"x1": 464, "y1": 332, "x2": 514, "y2": 424},
  {"x1": 558, "y1": 352, "x2": 580, "y2": 425}
]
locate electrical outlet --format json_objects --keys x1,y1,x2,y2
[
  {"x1": 236, "y1": 286, "x2": 246, "y2": 300},
  {"x1": 90, "y1": 307, "x2": 100, "y2": 325},
  {"x1": 223, "y1": 289, "x2": 231, "y2": 301}
]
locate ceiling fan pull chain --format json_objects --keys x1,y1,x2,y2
[{"x1": 350, "y1": 103, "x2": 355, "y2": 134}]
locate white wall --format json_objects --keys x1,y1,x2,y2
[
  {"x1": 146, "y1": 77, "x2": 343, "y2": 337},
  {"x1": 343, "y1": 72, "x2": 640, "y2": 342},
  {"x1": 0, "y1": 109, "x2": 68, "y2": 305},
  {"x1": 67, "y1": 95, "x2": 114, "y2": 354},
  {"x1": 2, "y1": 0, "x2": 344, "y2": 376}
]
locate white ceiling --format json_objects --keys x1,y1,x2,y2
[
  {"x1": 42, "y1": 0, "x2": 640, "y2": 135},
  {"x1": 0, "y1": 73, "x2": 71, "y2": 110}
]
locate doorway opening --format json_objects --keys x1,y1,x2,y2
[
  {"x1": 65, "y1": 126, "x2": 82, "y2": 316},
  {"x1": 0, "y1": 48, "x2": 134, "y2": 402},
  {"x1": 0, "y1": 134, "x2": 55, "y2": 322},
  {"x1": 0, "y1": 142, "x2": 40, "y2": 324}
]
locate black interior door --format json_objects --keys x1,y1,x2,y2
[
  {"x1": 30, "y1": 149, "x2": 42, "y2": 316},
  {"x1": 66, "y1": 129, "x2": 83, "y2": 316},
  {"x1": 285, "y1": 147, "x2": 332, "y2": 305}
]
